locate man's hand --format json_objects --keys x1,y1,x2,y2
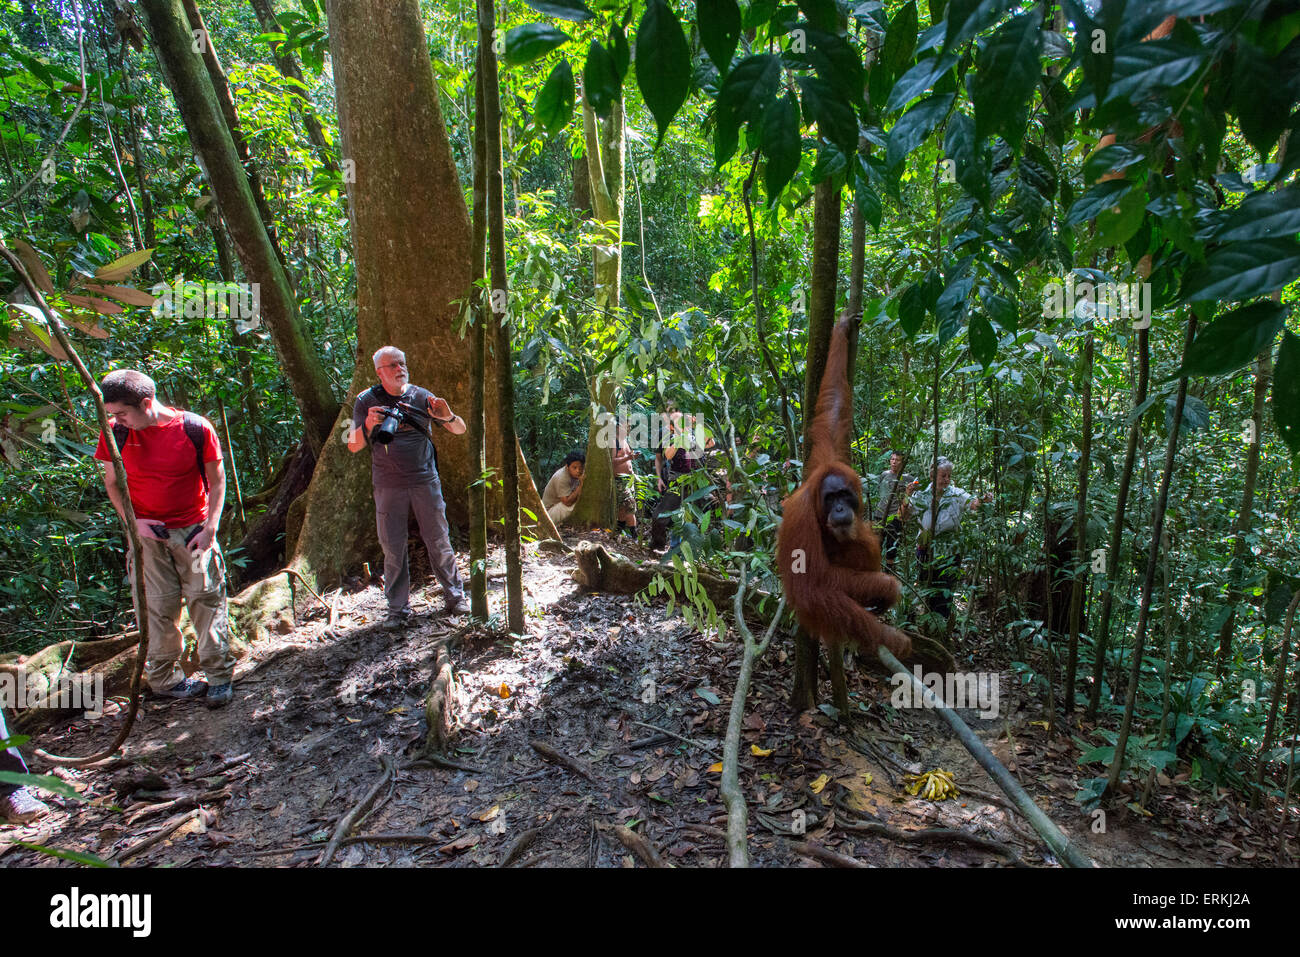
[
  {"x1": 365, "y1": 406, "x2": 387, "y2": 430},
  {"x1": 189, "y1": 525, "x2": 216, "y2": 553},
  {"x1": 135, "y1": 518, "x2": 168, "y2": 542},
  {"x1": 428, "y1": 395, "x2": 452, "y2": 421}
]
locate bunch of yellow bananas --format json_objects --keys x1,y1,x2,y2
[{"x1": 903, "y1": 768, "x2": 959, "y2": 801}]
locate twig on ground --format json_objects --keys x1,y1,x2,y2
[
  {"x1": 626, "y1": 720, "x2": 722, "y2": 762},
  {"x1": 791, "y1": 840, "x2": 869, "y2": 868},
  {"x1": 115, "y1": 808, "x2": 205, "y2": 863},
  {"x1": 597, "y1": 821, "x2": 667, "y2": 868},
  {"x1": 529, "y1": 740, "x2": 597, "y2": 783},
  {"x1": 319, "y1": 756, "x2": 395, "y2": 866}
]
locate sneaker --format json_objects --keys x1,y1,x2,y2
[
  {"x1": 444, "y1": 597, "x2": 471, "y2": 616},
  {"x1": 0, "y1": 787, "x2": 50, "y2": 825},
  {"x1": 152, "y1": 676, "x2": 208, "y2": 699},
  {"x1": 206, "y1": 683, "x2": 234, "y2": 709},
  {"x1": 384, "y1": 607, "x2": 414, "y2": 631}
]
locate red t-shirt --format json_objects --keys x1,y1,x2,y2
[{"x1": 94, "y1": 409, "x2": 222, "y2": 527}]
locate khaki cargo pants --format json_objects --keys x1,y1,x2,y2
[{"x1": 126, "y1": 524, "x2": 235, "y2": 691}]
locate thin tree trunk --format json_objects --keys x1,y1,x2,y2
[
  {"x1": 1105, "y1": 315, "x2": 1198, "y2": 797},
  {"x1": 478, "y1": 0, "x2": 525, "y2": 633},
  {"x1": 1086, "y1": 327, "x2": 1149, "y2": 721},
  {"x1": 1065, "y1": 331, "x2": 1093, "y2": 713},
  {"x1": 468, "y1": 50, "x2": 489, "y2": 620},
  {"x1": 139, "y1": 0, "x2": 338, "y2": 453},
  {"x1": 247, "y1": 0, "x2": 339, "y2": 173}
]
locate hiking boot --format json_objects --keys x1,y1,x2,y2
[
  {"x1": 384, "y1": 607, "x2": 414, "y2": 630},
  {"x1": 152, "y1": 676, "x2": 208, "y2": 699},
  {"x1": 206, "y1": 683, "x2": 234, "y2": 709},
  {"x1": 444, "y1": 597, "x2": 471, "y2": 616},
  {"x1": 0, "y1": 787, "x2": 50, "y2": 825}
]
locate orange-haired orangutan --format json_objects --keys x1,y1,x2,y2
[{"x1": 777, "y1": 316, "x2": 910, "y2": 708}]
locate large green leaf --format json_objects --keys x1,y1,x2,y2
[
  {"x1": 1176, "y1": 301, "x2": 1288, "y2": 378},
  {"x1": 609, "y1": 21, "x2": 630, "y2": 80},
  {"x1": 971, "y1": 9, "x2": 1043, "y2": 144},
  {"x1": 533, "y1": 60, "x2": 575, "y2": 134},
  {"x1": 1214, "y1": 187, "x2": 1300, "y2": 242},
  {"x1": 884, "y1": 53, "x2": 958, "y2": 113},
  {"x1": 1180, "y1": 238, "x2": 1300, "y2": 303},
  {"x1": 880, "y1": 1, "x2": 919, "y2": 80},
  {"x1": 762, "y1": 93, "x2": 801, "y2": 203},
  {"x1": 1276, "y1": 331, "x2": 1300, "y2": 456},
  {"x1": 936, "y1": 275, "x2": 973, "y2": 344},
  {"x1": 503, "y1": 23, "x2": 570, "y2": 68},
  {"x1": 943, "y1": 0, "x2": 1013, "y2": 54},
  {"x1": 583, "y1": 39, "x2": 621, "y2": 117},
  {"x1": 1064, "y1": 179, "x2": 1133, "y2": 227},
  {"x1": 698, "y1": 0, "x2": 742, "y2": 74},
  {"x1": 944, "y1": 111, "x2": 989, "y2": 207},
  {"x1": 524, "y1": 0, "x2": 593, "y2": 21},
  {"x1": 1104, "y1": 40, "x2": 1205, "y2": 104},
  {"x1": 714, "y1": 54, "x2": 782, "y2": 168},
  {"x1": 899, "y1": 282, "x2": 929, "y2": 336},
  {"x1": 797, "y1": 75, "x2": 857, "y2": 156},
  {"x1": 796, "y1": 0, "x2": 838, "y2": 32},
  {"x1": 1231, "y1": 37, "x2": 1297, "y2": 156},
  {"x1": 969, "y1": 312, "x2": 997, "y2": 366},
  {"x1": 886, "y1": 93, "x2": 953, "y2": 168},
  {"x1": 636, "y1": 0, "x2": 692, "y2": 147}
]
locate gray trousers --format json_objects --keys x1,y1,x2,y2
[{"x1": 374, "y1": 479, "x2": 465, "y2": 614}]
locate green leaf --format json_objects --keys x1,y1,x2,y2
[
  {"x1": 1232, "y1": 38, "x2": 1295, "y2": 155},
  {"x1": 636, "y1": 0, "x2": 692, "y2": 147},
  {"x1": 886, "y1": 93, "x2": 953, "y2": 169},
  {"x1": 714, "y1": 54, "x2": 782, "y2": 168},
  {"x1": 583, "y1": 40, "x2": 621, "y2": 118},
  {"x1": 855, "y1": 178, "x2": 882, "y2": 229},
  {"x1": 880, "y1": 1, "x2": 919, "y2": 81},
  {"x1": 936, "y1": 275, "x2": 972, "y2": 344},
  {"x1": 0, "y1": 770, "x2": 82, "y2": 801},
  {"x1": 943, "y1": 0, "x2": 1013, "y2": 54},
  {"x1": 698, "y1": 0, "x2": 742, "y2": 74},
  {"x1": 609, "y1": 22, "x2": 630, "y2": 80},
  {"x1": 969, "y1": 312, "x2": 996, "y2": 366},
  {"x1": 944, "y1": 111, "x2": 989, "y2": 207},
  {"x1": 796, "y1": 0, "x2": 838, "y2": 33},
  {"x1": 971, "y1": 9, "x2": 1043, "y2": 144},
  {"x1": 1083, "y1": 144, "x2": 1145, "y2": 183},
  {"x1": 1271, "y1": 332, "x2": 1299, "y2": 456},
  {"x1": 9, "y1": 841, "x2": 111, "y2": 867},
  {"x1": 533, "y1": 60, "x2": 575, "y2": 134},
  {"x1": 1064, "y1": 180, "x2": 1133, "y2": 227},
  {"x1": 94, "y1": 248, "x2": 154, "y2": 282},
  {"x1": 523, "y1": 0, "x2": 594, "y2": 21},
  {"x1": 985, "y1": 291, "x2": 1018, "y2": 333},
  {"x1": 762, "y1": 93, "x2": 801, "y2": 203},
  {"x1": 503, "y1": 24, "x2": 570, "y2": 67},
  {"x1": 797, "y1": 75, "x2": 857, "y2": 156},
  {"x1": 884, "y1": 53, "x2": 958, "y2": 113},
  {"x1": 1177, "y1": 302, "x2": 1288, "y2": 377},
  {"x1": 1180, "y1": 239, "x2": 1300, "y2": 303},
  {"x1": 899, "y1": 283, "x2": 929, "y2": 336},
  {"x1": 1104, "y1": 40, "x2": 1205, "y2": 104},
  {"x1": 1094, "y1": 186, "x2": 1146, "y2": 249},
  {"x1": 1214, "y1": 187, "x2": 1300, "y2": 243}
]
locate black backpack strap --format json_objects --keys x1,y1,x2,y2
[{"x1": 181, "y1": 412, "x2": 210, "y2": 493}]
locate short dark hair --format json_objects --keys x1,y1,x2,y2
[
  {"x1": 562, "y1": 450, "x2": 586, "y2": 467},
  {"x1": 100, "y1": 369, "x2": 156, "y2": 406}
]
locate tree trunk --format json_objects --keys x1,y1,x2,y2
[
  {"x1": 790, "y1": 177, "x2": 842, "y2": 710},
  {"x1": 181, "y1": 0, "x2": 291, "y2": 277},
  {"x1": 478, "y1": 0, "x2": 527, "y2": 633},
  {"x1": 1086, "y1": 327, "x2": 1149, "y2": 721},
  {"x1": 247, "y1": 0, "x2": 339, "y2": 173},
  {"x1": 1104, "y1": 315, "x2": 1198, "y2": 797},
  {"x1": 1064, "y1": 332, "x2": 1094, "y2": 714},
  {"x1": 138, "y1": 0, "x2": 338, "y2": 453},
  {"x1": 569, "y1": 94, "x2": 625, "y2": 530},
  {"x1": 467, "y1": 51, "x2": 489, "y2": 620},
  {"x1": 1216, "y1": 348, "x2": 1272, "y2": 673}
]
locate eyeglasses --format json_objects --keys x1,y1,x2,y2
[{"x1": 379, "y1": 361, "x2": 407, "y2": 371}]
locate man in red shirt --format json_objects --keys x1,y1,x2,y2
[{"x1": 94, "y1": 370, "x2": 236, "y2": 708}]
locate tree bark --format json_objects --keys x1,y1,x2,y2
[
  {"x1": 138, "y1": 0, "x2": 338, "y2": 453},
  {"x1": 478, "y1": 0, "x2": 527, "y2": 633},
  {"x1": 1064, "y1": 332, "x2": 1094, "y2": 714}
]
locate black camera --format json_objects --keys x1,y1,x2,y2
[{"x1": 371, "y1": 401, "x2": 427, "y2": 445}]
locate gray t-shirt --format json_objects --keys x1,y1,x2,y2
[{"x1": 352, "y1": 384, "x2": 439, "y2": 488}]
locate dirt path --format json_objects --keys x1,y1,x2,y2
[{"x1": 0, "y1": 535, "x2": 1280, "y2": 868}]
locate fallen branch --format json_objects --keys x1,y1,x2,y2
[
  {"x1": 405, "y1": 754, "x2": 484, "y2": 775},
  {"x1": 877, "y1": 647, "x2": 1095, "y2": 868},
  {"x1": 501, "y1": 816, "x2": 556, "y2": 867},
  {"x1": 318, "y1": 756, "x2": 396, "y2": 866},
  {"x1": 597, "y1": 821, "x2": 666, "y2": 868},
  {"x1": 340, "y1": 832, "x2": 439, "y2": 846},
  {"x1": 836, "y1": 818, "x2": 1024, "y2": 865},
  {"x1": 626, "y1": 719, "x2": 722, "y2": 762},
  {"x1": 422, "y1": 638, "x2": 458, "y2": 756},
  {"x1": 115, "y1": 808, "x2": 207, "y2": 863},
  {"x1": 529, "y1": 740, "x2": 597, "y2": 783},
  {"x1": 721, "y1": 569, "x2": 785, "y2": 868},
  {"x1": 791, "y1": 840, "x2": 868, "y2": 868}
]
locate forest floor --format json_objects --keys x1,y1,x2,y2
[{"x1": 2, "y1": 531, "x2": 1289, "y2": 868}]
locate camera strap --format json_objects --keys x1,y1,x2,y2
[{"x1": 368, "y1": 383, "x2": 439, "y2": 474}]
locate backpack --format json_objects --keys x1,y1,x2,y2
[
  {"x1": 112, "y1": 411, "x2": 210, "y2": 493},
  {"x1": 367, "y1": 384, "x2": 439, "y2": 474}
]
